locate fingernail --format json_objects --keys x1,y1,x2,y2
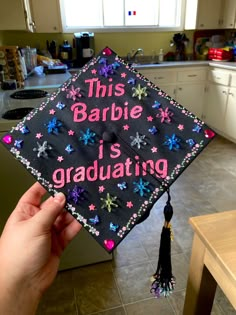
[{"x1": 54, "y1": 192, "x2": 65, "y2": 203}]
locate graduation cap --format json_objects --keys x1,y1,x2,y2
[{"x1": 1, "y1": 47, "x2": 215, "y2": 296}]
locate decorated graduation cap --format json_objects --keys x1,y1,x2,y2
[{"x1": 1, "y1": 47, "x2": 215, "y2": 296}]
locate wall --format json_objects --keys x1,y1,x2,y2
[{"x1": 1, "y1": 30, "x2": 194, "y2": 58}]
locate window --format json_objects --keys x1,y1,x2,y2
[{"x1": 60, "y1": 0, "x2": 185, "y2": 32}]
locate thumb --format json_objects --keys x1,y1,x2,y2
[{"x1": 33, "y1": 193, "x2": 66, "y2": 230}]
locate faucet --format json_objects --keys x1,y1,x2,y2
[{"x1": 127, "y1": 48, "x2": 144, "y2": 62}]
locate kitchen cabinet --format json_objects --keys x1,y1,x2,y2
[
  {"x1": 203, "y1": 83, "x2": 227, "y2": 131},
  {"x1": 220, "y1": 0, "x2": 236, "y2": 29},
  {"x1": 140, "y1": 67, "x2": 206, "y2": 118},
  {"x1": 30, "y1": 0, "x2": 62, "y2": 33},
  {"x1": 203, "y1": 68, "x2": 236, "y2": 140},
  {"x1": 176, "y1": 84, "x2": 205, "y2": 118},
  {"x1": 224, "y1": 87, "x2": 236, "y2": 137},
  {"x1": 185, "y1": 0, "x2": 222, "y2": 30},
  {"x1": 0, "y1": 0, "x2": 34, "y2": 32}
]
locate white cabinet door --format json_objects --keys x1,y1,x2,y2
[
  {"x1": 225, "y1": 87, "x2": 236, "y2": 138},
  {"x1": 158, "y1": 84, "x2": 176, "y2": 99},
  {"x1": 186, "y1": 0, "x2": 222, "y2": 29},
  {"x1": 197, "y1": 0, "x2": 222, "y2": 29},
  {"x1": 30, "y1": 0, "x2": 62, "y2": 32},
  {"x1": 203, "y1": 83, "x2": 227, "y2": 131},
  {"x1": 0, "y1": 0, "x2": 34, "y2": 31},
  {"x1": 176, "y1": 84, "x2": 205, "y2": 118},
  {"x1": 221, "y1": 0, "x2": 236, "y2": 28}
]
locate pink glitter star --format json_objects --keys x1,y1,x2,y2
[
  {"x1": 36, "y1": 133, "x2": 43, "y2": 139},
  {"x1": 49, "y1": 109, "x2": 56, "y2": 115},
  {"x1": 123, "y1": 124, "x2": 130, "y2": 131},
  {"x1": 121, "y1": 72, "x2": 127, "y2": 78},
  {"x1": 68, "y1": 130, "x2": 75, "y2": 136},
  {"x1": 91, "y1": 69, "x2": 97, "y2": 75},
  {"x1": 126, "y1": 201, "x2": 133, "y2": 208},
  {"x1": 178, "y1": 124, "x2": 184, "y2": 131},
  {"x1": 99, "y1": 186, "x2": 105, "y2": 193},
  {"x1": 57, "y1": 156, "x2": 64, "y2": 162},
  {"x1": 147, "y1": 116, "x2": 154, "y2": 122},
  {"x1": 89, "y1": 204, "x2": 96, "y2": 211},
  {"x1": 151, "y1": 146, "x2": 158, "y2": 153}
]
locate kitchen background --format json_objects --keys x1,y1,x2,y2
[
  {"x1": 0, "y1": 30, "x2": 196, "y2": 61},
  {"x1": 1, "y1": 1, "x2": 236, "y2": 314}
]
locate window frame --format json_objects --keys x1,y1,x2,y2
[{"x1": 59, "y1": 0, "x2": 186, "y2": 33}]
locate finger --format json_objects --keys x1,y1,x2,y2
[
  {"x1": 18, "y1": 182, "x2": 46, "y2": 207},
  {"x1": 53, "y1": 211, "x2": 75, "y2": 232},
  {"x1": 33, "y1": 192, "x2": 66, "y2": 230},
  {"x1": 59, "y1": 220, "x2": 82, "y2": 250}
]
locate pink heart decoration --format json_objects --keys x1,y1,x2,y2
[
  {"x1": 103, "y1": 47, "x2": 112, "y2": 56},
  {"x1": 204, "y1": 129, "x2": 215, "y2": 139},
  {"x1": 104, "y1": 239, "x2": 115, "y2": 251},
  {"x1": 2, "y1": 135, "x2": 13, "y2": 144}
]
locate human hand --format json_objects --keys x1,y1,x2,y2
[{"x1": 0, "y1": 182, "x2": 82, "y2": 315}]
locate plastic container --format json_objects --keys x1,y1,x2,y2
[
  {"x1": 158, "y1": 49, "x2": 164, "y2": 62},
  {"x1": 21, "y1": 47, "x2": 37, "y2": 73}
]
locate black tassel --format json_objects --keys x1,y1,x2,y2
[{"x1": 150, "y1": 190, "x2": 176, "y2": 297}]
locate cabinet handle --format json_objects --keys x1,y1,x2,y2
[
  {"x1": 187, "y1": 74, "x2": 197, "y2": 77},
  {"x1": 155, "y1": 76, "x2": 164, "y2": 79},
  {"x1": 229, "y1": 92, "x2": 234, "y2": 96},
  {"x1": 178, "y1": 87, "x2": 182, "y2": 91},
  {"x1": 222, "y1": 90, "x2": 227, "y2": 94}
]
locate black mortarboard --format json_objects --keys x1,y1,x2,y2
[{"x1": 1, "y1": 47, "x2": 215, "y2": 295}]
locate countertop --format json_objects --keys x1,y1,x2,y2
[{"x1": 132, "y1": 60, "x2": 236, "y2": 70}]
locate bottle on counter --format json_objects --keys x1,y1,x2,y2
[
  {"x1": 158, "y1": 49, "x2": 164, "y2": 62},
  {"x1": 59, "y1": 40, "x2": 72, "y2": 62}
]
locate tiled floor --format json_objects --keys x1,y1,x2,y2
[{"x1": 36, "y1": 136, "x2": 236, "y2": 315}]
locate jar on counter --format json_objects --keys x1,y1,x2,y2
[{"x1": 59, "y1": 40, "x2": 72, "y2": 61}]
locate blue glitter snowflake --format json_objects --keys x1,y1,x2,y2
[
  {"x1": 133, "y1": 178, "x2": 151, "y2": 197},
  {"x1": 67, "y1": 185, "x2": 85, "y2": 204},
  {"x1": 79, "y1": 128, "x2": 96, "y2": 145},
  {"x1": 163, "y1": 134, "x2": 181, "y2": 151},
  {"x1": 45, "y1": 117, "x2": 62, "y2": 135}
]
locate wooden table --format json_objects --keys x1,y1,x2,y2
[{"x1": 183, "y1": 210, "x2": 236, "y2": 314}]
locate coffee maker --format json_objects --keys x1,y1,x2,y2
[{"x1": 74, "y1": 32, "x2": 95, "y2": 67}]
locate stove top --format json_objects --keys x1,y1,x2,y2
[{"x1": 0, "y1": 87, "x2": 57, "y2": 131}]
